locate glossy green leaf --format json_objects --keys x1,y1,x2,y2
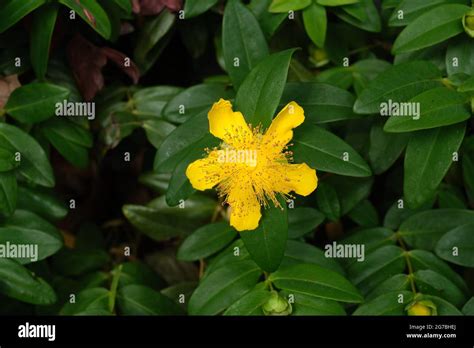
[
  {"x1": 353, "y1": 291, "x2": 414, "y2": 315},
  {"x1": 269, "y1": 0, "x2": 311, "y2": 12},
  {"x1": 0, "y1": 123, "x2": 54, "y2": 187},
  {"x1": 61, "y1": 288, "x2": 110, "y2": 315},
  {"x1": 178, "y1": 222, "x2": 237, "y2": 261},
  {"x1": 282, "y1": 291, "x2": 346, "y2": 315},
  {"x1": 288, "y1": 207, "x2": 325, "y2": 239},
  {"x1": 143, "y1": 119, "x2": 176, "y2": 149},
  {"x1": 30, "y1": 3, "x2": 58, "y2": 80},
  {"x1": 184, "y1": 0, "x2": 219, "y2": 19},
  {"x1": 293, "y1": 124, "x2": 372, "y2": 177},
  {"x1": 132, "y1": 86, "x2": 182, "y2": 119},
  {"x1": 188, "y1": 260, "x2": 261, "y2": 315},
  {"x1": 235, "y1": 49, "x2": 295, "y2": 128},
  {"x1": 392, "y1": 4, "x2": 470, "y2": 54},
  {"x1": 269, "y1": 263, "x2": 363, "y2": 303},
  {"x1": 0, "y1": 0, "x2": 46, "y2": 33},
  {"x1": 5, "y1": 83, "x2": 70, "y2": 124},
  {"x1": 347, "y1": 245, "x2": 406, "y2": 294},
  {"x1": 315, "y1": 182, "x2": 340, "y2": 221},
  {"x1": 59, "y1": 0, "x2": 112, "y2": 39},
  {"x1": 0, "y1": 210, "x2": 63, "y2": 264},
  {"x1": 435, "y1": 223, "x2": 474, "y2": 267},
  {"x1": 348, "y1": 199, "x2": 379, "y2": 227},
  {"x1": 0, "y1": 171, "x2": 17, "y2": 216},
  {"x1": 303, "y1": 2, "x2": 327, "y2": 48},
  {"x1": 399, "y1": 209, "x2": 474, "y2": 250},
  {"x1": 404, "y1": 123, "x2": 465, "y2": 209},
  {"x1": 223, "y1": 0, "x2": 269, "y2": 88},
  {"x1": 384, "y1": 88, "x2": 470, "y2": 133},
  {"x1": 280, "y1": 82, "x2": 358, "y2": 124},
  {"x1": 317, "y1": 0, "x2": 358, "y2": 5},
  {"x1": 224, "y1": 284, "x2": 271, "y2": 315},
  {"x1": 118, "y1": 285, "x2": 183, "y2": 315},
  {"x1": 369, "y1": 121, "x2": 409, "y2": 174},
  {"x1": 163, "y1": 84, "x2": 234, "y2": 123},
  {"x1": 16, "y1": 186, "x2": 67, "y2": 221},
  {"x1": 413, "y1": 270, "x2": 466, "y2": 307},
  {"x1": 0, "y1": 258, "x2": 56, "y2": 305},
  {"x1": 241, "y1": 201, "x2": 288, "y2": 272}
]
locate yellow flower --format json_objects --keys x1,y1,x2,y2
[{"x1": 185, "y1": 99, "x2": 318, "y2": 232}]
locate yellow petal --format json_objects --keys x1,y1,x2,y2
[
  {"x1": 208, "y1": 99, "x2": 253, "y2": 148},
  {"x1": 263, "y1": 101, "x2": 305, "y2": 151},
  {"x1": 276, "y1": 163, "x2": 318, "y2": 196},
  {"x1": 186, "y1": 151, "x2": 223, "y2": 191},
  {"x1": 227, "y1": 183, "x2": 262, "y2": 231}
]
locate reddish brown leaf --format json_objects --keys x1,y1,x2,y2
[
  {"x1": 67, "y1": 34, "x2": 140, "y2": 101},
  {"x1": 132, "y1": 0, "x2": 182, "y2": 15},
  {"x1": 0, "y1": 75, "x2": 21, "y2": 109}
]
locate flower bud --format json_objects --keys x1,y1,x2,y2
[
  {"x1": 309, "y1": 46, "x2": 329, "y2": 68},
  {"x1": 406, "y1": 300, "x2": 437, "y2": 316},
  {"x1": 463, "y1": 10, "x2": 474, "y2": 38},
  {"x1": 262, "y1": 291, "x2": 292, "y2": 316}
]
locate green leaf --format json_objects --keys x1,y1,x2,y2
[
  {"x1": 223, "y1": 0, "x2": 269, "y2": 88},
  {"x1": 282, "y1": 240, "x2": 346, "y2": 275},
  {"x1": 392, "y1": 4, "x2": 470, "y2": 54},
  {"x1": 134, "y1": 10, "x2": 175, "y2": 73},
  {"x1": 30, "y1": 3, "x2": 58, "y2": 80},
  {"x1": 132, "y1": 86, "x2": 182, "y2": 119},
  {"x1": 303, "y1": 2, "x2": 327, "y2": 48},
  {"x1": 17, "y1": 186, "x2": 67, "y2": 221},
  {"x1": 0, "y1": 171, "x2": 17, "y2": 216},
  {"x1": 325, "y1": 176, "x2": 373, "y2": 214},
  {"x1": 61, "y1": 288, "x2": 110, "y2": 315},
  {"x1": 458, "y1": 76, "x2": 474, "y2": 92},
  {"x1": 269, "y1": 263, "x2": 363, "y2": 303},
  {"x1": 399, "y1": 209, "x2": 474, "y2": 250},
  {"x1": 41, "y1": 118, "x2": 93, "y2": 169},
  {"x1": 369, "y1": 121, "x2": 409, "y2": 174},
  {"x1": 235, "y1": 49, "x2": 296, "y2": 129},
  {"x1": 288, "y1": 207, "x2": 324, "y2": 239},
  {"x1": 413, "y1": 270, "x2": 466, "y2": 307},
  {"x1": 0, "y1": 123, "x2": 54, "y2": 187},
  {"x1": 317, "y1": 0, "x2": 358, "y2": 6},
  {"x1": 163, "y1": 84, "x2": 234, "y2": 123},
  {"x1": 347, "y1": 245, "x2": 406, "y2": 294},
  {"x1": 118, "y1": 285, "x2": 183, "y2": 315},
  {"x1": 0, "y1": 149, "x2": 19, "y2": 172},
  {"x1": 435, "y1": 223, "x2": 474, "y2": 267},
  {"x1": 315, "y1": 182, "x2": 340, "y2": 221},
  {"x1": 188, "y1": 260, "x2": 261, "y2": 315},
  {"x1": 143, "y1": 119, "x2": 176, "y2": 149},
  {"x1": 281, "y1": 291, "x2": 346, "y2": 315},
  {"x1": 178, "y1": 222, "x2": 237, "y2": 261},
  {"x1": 384, "y1": 88, "x2": 470, "y2": 133},
  {"x1": 462, "y1": 297, "x2": 474, "y2": 315},
  {"x1": 249, "y1": 0, "x2": 287, "y2": 38},
  {"x1": 418, "y1": 294, "x2": 463, "y2": 315},
  {"x1": 224, "y1": 284, "x2": 271, "y2": 315},
  {"x1": 0, "y1": 258, "x2": 56, "y2": 305},
  {"x1": 354, "y1": 61, "x2": 443, "y2": 114},
  {"x1": 241, "y1": 202, "x2": 288, "y2": 272},
  {"x1": 154, "y1": 111, "x2": 209, "y2": 173},
  {"x1": 366, "y1": 274, "x2": 410, "y2": 301},
  {"x1": 348, "y1": 199, "x2": 379, "y2": 227},
  {"x1": 5, "y1": 83, "x2": 70, "y2": 124},
  {"x1": 335, "y1": 0, "x2": 381, "y2": 33},
  {"x1": 165, "y1": 134, "x2": 218, "y2": 206},
  {"x1": 123, "y1": 194, "x2": 215, "y2": 241},
  {"x1": 51, "y1": 248, "x2": 109, "y2": 277},
  {"x1": 269, "y1": 0, "x2": 311, "y2": 12},
  {"x1": 280, "y1": 82, "x2": 358, "y2": 124},
  {"x1": 388, "y1": 0, "x2": 464, "y2": 27},
  {"x1": 0, "y1": 210, "x2": 63, "y2": 264},
  {"x1": 113, "y1": 0, "x2": 132, "y2": 14},
  {"x1": 184, "y1": 0, "x2": 218, "y2": 18},
  {"x1": 293, "y1": 124, "x2": 372, "y2": 177},
  {"x1": 446, "y1": 37, "x2": 474, "y2": 76},
  {"x1": 59, "y1": 0, "x2": 112, "y2": 39},
  {"x1": 0, "y1": 0, "x2": 46, "y2": 33},
  {"x1": 115, "y1": 262, "x2": 166, "y2": 290},
  {"x1": 404, "y1": 123, "x2": 465, "y2": 209},
  {"x1": 353, "y1": 291, "x2": 414, "y2": 315}
]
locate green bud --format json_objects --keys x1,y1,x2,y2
[
  {"x1": 309, "y1": 46, "x2": 329, "y2": 68},
  {"x1": 463, "y1": 10, "x2": 474, "y2": 37},
  {"x1": 262, "y1": 291, "x2": 292, "y2": 316},
  {"x1": 406, "y1": 300, "x2": 437, "y2": 316}
]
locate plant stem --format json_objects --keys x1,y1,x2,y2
[
  {"x1": 396, "y1": 232, "x2": 417, "y2": 294},
  {"x1": 109, "y1": 264, "x2": 123, "y2": 314}
]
